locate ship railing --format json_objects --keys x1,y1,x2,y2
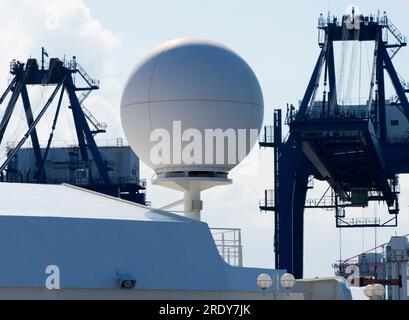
[
  {"x1": 210, "y1": 228, "x2": 243, "y2": 267},
  {"x1": 337, "y1": 217, "x2": 381, "y2": 227},
  {"x1": 259, "y1": 189, "x2": 274, "y2": 208},
  {"x1": 259, "y1": 125, "x2": 274, "y2": 144}
]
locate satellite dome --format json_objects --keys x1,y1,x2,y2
[{"x1": 120, "y1": 39, "x2": 264, "y2": 175}]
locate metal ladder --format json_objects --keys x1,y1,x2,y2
[
  {"x1": 76, "y1": 62, "x2": 99, "y2": 87},
  {"x1": 75, "y1": 64, "x2": 106, "y2": 134},
  {"x1": 386, "y1": 18, "x2": 408, "y2": 59},
  {"x1": 78, "y1": 90, "x2": 107, "y2": 134}
]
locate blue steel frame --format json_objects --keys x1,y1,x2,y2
[
  {"x1": 0, "y1": 55, "x2": 112, "y2": 186},
  {"x1": 261, "y1": 14, "x2": 409, "y2": 278}
]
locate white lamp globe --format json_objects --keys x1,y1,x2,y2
[
  {"x1": 257, "y1": 274, "x2": 272, "y2": 290},
  {"x1": 363, "y1": 284, "x2": 375, "y2": 298},
  {"x1": 120, "y1": 38, "x2": 264, "y2": 175},
  {"x1": 280, "y1": 273, "x2": 296, "y2": 289},
  {"x1": 373, "y1": 284, "x2": 385, "y2": 297}
]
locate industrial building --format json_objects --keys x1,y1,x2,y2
[
  {"x1": 5, "y1": 141, "x2": 146, "y2": 204},
  {"x1": 334, "y1": 235, "x2": 409, "y2": 300}
]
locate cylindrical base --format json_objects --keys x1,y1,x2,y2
[
  {"x1": 152, "y1": 173, "x2": 232, "y2": 222},
  {"x1": 184, "y1": 190, "x2": 202, "y2": 221}
]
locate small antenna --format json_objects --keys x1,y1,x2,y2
[
  {"x1": 352, "y1": 6, "x2": 355, "y2": 24},
  {"x1": 41, "y1": 47, "x2": 49, "y2": 70}
]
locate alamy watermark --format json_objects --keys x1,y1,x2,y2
[
  {"x1": 149, "y1": 121, "x2": 260, "y2": 172},
  {"x1": 345, "y1": 265, "x2": 360, "y2": 288},
  {"x1": 45, "y1": 265, "x2": 60, "y2": 290}
]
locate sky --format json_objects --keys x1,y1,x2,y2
[{"x1": 0, "y1": 0, "x2": 409, "y2": 278}]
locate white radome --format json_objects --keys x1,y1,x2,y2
[{"x1": 120, "y1": 38, "x2": 264, "y2": 175}]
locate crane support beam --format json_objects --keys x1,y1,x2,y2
[
  {"x1": 362, "y1": 122, "x2": 394, "y2": 204},
  {"x1": 0, "y1": 84, "x2": 21, "y2": 145},
  {"x1": 274, "y1": 136, "x2": 315, "y2": 278},
  {"x1": 0, "y1": 62, "x2": 32, "y2": 145},
  {"x1": 65, "y1": 76, "x2": 112, "y2": 185},
  {"x1": 0, "y1": 78, "x2": 17, "y2": 105},
  {"x1": 327, "y1": 41, "x2": 337, "y2": 111},
  {"x1": 0, "y1": 78, "x2": 65, "y2": 173},
  {"x1": 38, "y1": 85, "x2": 65, "y2": 182},
  {"x1": 300, "y1": 141, "x2": 346, "y2": 198},
  {"x1": 377, "y1": 38, "x2": 388, "y2": 144},
  {"x1": 20, "y1": 85, "x2": 44, "y2": 179},
  {"x1": 297, "y1": 46, "x2": 326, "y2": 119},
  {"x1": 381, "y1": 45, "x2": 409, "y2": 122},
  {"x1": 291, "y1": 171, "x2": 309, "y2": 278},
  {"x1": 69, "y1": 93, "x2": 90, "y2": 164}
]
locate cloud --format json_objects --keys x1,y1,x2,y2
[
  {"x1": 0, "y1": 0, "x2": 118, "y2": 62},
  {"x1": 0, "y1": 0, "x2": 121, "y2": 140}
]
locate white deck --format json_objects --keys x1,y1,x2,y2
[
  {"x1": 0, "y1": 182, "x2": 351, "y2": 299},
  {"x1": 0, "y1": 182, "x2": 189, "y2": 223}
]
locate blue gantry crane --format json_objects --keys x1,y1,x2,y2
[
  {"x1": 0, "y1": 48, "x2": 147, "y2": 204},
  {"x1": 260, "y1": 11, "x2": 409, "y2": 278},
  {"x1": 0, "y1": 48, "x2": 109, "y2": 183}
]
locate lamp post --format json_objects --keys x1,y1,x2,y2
[
  {"x1": 257, "y1": 273, "x2": 273, "y2": 297},
  {"x1": 280, "y1": 273, "x2": 295, "y2": 299},
  {"x1": 364, "y1": 283, "x2": 385, "y2": 300},
  {"x1": 280, "y1": 273, "x2": 296, "y2": 289},
  {"x1": 363, "y1": 284, "x2": 374, "y2": 300},
  {"x1": 373, "y1": 284, "x2": 385, "y2": 300}
]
